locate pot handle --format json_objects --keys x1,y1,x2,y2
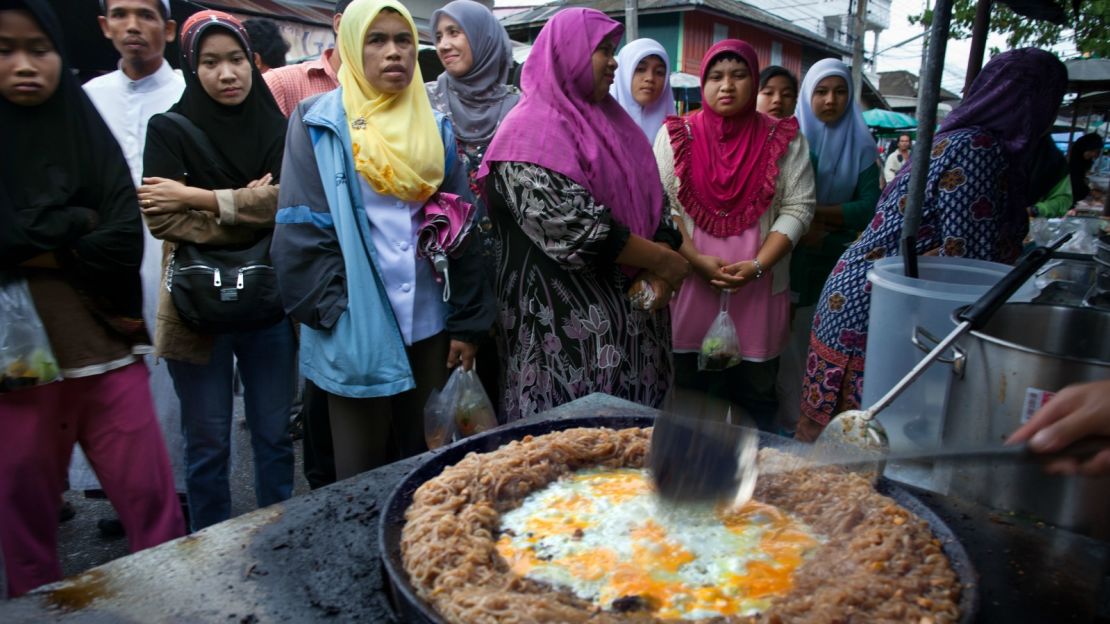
[{"x1": 912, "y1": 326, "x2": 966, "y2": 377}]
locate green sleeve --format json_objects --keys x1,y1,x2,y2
[
  {"x1": 1033, "y1": 175, "x2": 1073, "y2": 218},
  {"x1": 841, "y1": 163, "x2": 881, "y2": 230}
]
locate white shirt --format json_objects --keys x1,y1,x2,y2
[
  {"x1": 83, "y1": 60, "x2": 185, "y2": 187},
  {"x1": 359, "y1": 178, "x2": 446, "y2": 345}
]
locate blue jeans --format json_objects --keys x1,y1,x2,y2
[{"x1": 168, "y1": 320, "x2": 295, "y2": 531}]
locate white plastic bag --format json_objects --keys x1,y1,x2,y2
[
  {"x1": 0, "y1": 275, "x2": 61, "y2": 393},
  {"x1": 424, "y1": 366, "x2": 497, "y2": 448},
  {"x1": 698, "y1": 292, "x2": 741, "y2": 372}
]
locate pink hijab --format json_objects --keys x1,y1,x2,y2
[
  {"x1": 476, "y1": 8, "x2": 660, "y2": 239},
  {"x1": 666, "y1": 40, "x2": 797, "y2": 238}
]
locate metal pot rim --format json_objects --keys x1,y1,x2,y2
[{"x1": 953, "y1": 302, "x2": 1110, "y2": 368}]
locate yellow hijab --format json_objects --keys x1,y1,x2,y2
[{"x1": 338, "y1": 0, "x2": 444, "y2": 202}]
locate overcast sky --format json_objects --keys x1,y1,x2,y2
[{"x1": 872, "y1": 0, "x2": 1080, "y2": 94}]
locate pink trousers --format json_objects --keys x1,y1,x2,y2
[{"x1": 0, "y1": 362, "x2": 185, "y2": 597}]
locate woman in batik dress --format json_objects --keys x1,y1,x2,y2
[
  {"x1": 795, "y1": 48, "x2": 1068, "y2": 441},
  {"x1": 477, "y1": 8, "x2": 689, "y2": 421}
]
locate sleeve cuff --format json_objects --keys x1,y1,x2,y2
[
  {"x1": 597, "y1": 219, "x2": 631, "y2": 267},
  {"x1": 653, "y1": 218, "x2": 683, "y2": 251},
  {"x1": 770, "y1": 214, "x2": 808, "y2": 245},
  {"x1": 214, "y1": 189, "x2": 237, "y2": 225}
]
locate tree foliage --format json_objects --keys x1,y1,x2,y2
[{"x1": 910, "y1": 0, "x2": 1110, "y2": 57}]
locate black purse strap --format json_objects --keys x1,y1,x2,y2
[{"x1": 160, "y1": 112, "x2": 233, "y2": 174}]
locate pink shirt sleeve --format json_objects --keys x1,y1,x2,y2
[{"x1": 263, "y1": 70, "x2": 293, "y2": 118}]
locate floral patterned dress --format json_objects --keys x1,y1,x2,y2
[
  {"x1": 486, "y1": 161, "x2": 675, "y2": 421},
  {"x1": 799, "y1": 128, "x2": 1027, "y2": 428}
]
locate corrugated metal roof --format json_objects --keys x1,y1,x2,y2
[{"x1": 499, "y1": 0, "x2": 850, "y2": 55}]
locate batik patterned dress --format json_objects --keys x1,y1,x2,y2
[
  {"x1": 799, "y1": 128, "x2": 1027, "y2": 426},
  {"x1": 486, "y1": 161, "x2": 675, "y2": 421}
]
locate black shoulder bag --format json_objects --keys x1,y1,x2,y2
[{"x1": 161, "y1": 112, "x2": 284, "y2": 333}]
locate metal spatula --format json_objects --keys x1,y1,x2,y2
[{"x1": 649, "y1": 411, "x2": 1110, "y2": 505}]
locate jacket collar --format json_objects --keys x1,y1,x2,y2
[{"x1": 303, "y1": 88, "x2": 349, "y2": 139}]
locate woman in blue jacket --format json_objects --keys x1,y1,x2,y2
[{"x1": 271, "y1": 0, "x2": 493, "y2": 478}]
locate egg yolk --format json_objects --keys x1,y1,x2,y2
[{"x1": 495, "y1": 469, "x2": 821, "y2": 620}]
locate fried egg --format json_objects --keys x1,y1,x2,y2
[{"x1": 495, "y1": 468, "x2": 822, "y2": 620}]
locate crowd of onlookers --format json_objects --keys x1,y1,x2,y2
[{"x1": 2, "y1": 0, "x2": 1107, "y2": 600}]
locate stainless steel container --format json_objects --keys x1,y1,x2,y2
[{"x1": 934, "y1": 303, "x2": 1110, "y2": 539}]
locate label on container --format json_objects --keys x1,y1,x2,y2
[{"x1": 1021, "y1": 387, "x2": 1056, "y2": 423}]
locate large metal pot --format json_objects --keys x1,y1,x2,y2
[{"x1": 934, "y1": 303, "x2": 1110, "y2": 539}]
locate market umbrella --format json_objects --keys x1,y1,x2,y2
[
  {"x1": 1065, "y1": 58, "x2": 1110, "y2": 91},
  {"x1": 1064, "y1": 58, "x2": 1110, "y2": 151},
  {"x1": 418, "y1": 193, "x2": 477, "y2": 302},
  {"x1": 862, "y1": 109, "x2": 917, "y2": 131}
]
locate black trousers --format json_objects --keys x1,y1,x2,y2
[
  {"x1": 672, "y1": 353, "x2": 780, "y2": 432},
  {"x1": 300, "y1": 380, "x2": 336, "y2": 490}
]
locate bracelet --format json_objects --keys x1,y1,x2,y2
[{"x1": 751, "y1": 258, "x2": 765, "y2": 279}]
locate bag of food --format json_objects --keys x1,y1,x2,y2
[
  {"x1": 0, "y1": 275, "x2": 61, "y2": 393},
  {"x1": 423, "y1": 386, "x2": 456, "y2": 450},
  {"x1": 445, "y1": 366, "x2": 498, "y2": 439},
  {"x1": 424, "y1": 366, "x2": 498, "y2": 447},
  {"x1": 698, "y1": 292, "x2": 742, "y2": 371},
  {"x1": 627, "y1": 277, "x2": 657, "y2": 311}
]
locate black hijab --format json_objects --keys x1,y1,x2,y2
[
  {"x1": 1028, "y1": 134, "x2": 1068, "y2": 205},
  {"x1": 1069, "y1": 133, "x2": 1104, "y2": 202},
  {"x1": 0, "y1": 0, "x2": 146, "y2": 339},
  {"x1": 144, "y1": 10, "x2": 286, "y2": 188}
]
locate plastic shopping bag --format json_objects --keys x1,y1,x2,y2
[
  {"x1": 0, "y1": 275, "x2": 61, "y2": 393},
  {"x1": 447, "y1": 367, "x2": 498, "y2": 438},
  {"x1": 423, "y1": 385, "x2": 456, "y2": 449},
  {"x1": 627, "y1": 277, "x2": 657, "y2": 311},
  {"x1": 698, "y1": 292, "x2": 741, "y2": 372},
  {"x1": 423, "y1": 366, "x2": 498, "y2": 448}
]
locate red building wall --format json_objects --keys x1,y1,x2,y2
[{"x1": 681, "y1": 11, "x2": 803, "y2": 79}]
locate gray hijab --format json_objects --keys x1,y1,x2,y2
[{"x1": 428, "y1": 0, "x2": 519, "y2": 144}]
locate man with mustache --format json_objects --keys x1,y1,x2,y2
[
  {"x1": 84, "y1": 0, "x2": 183, "y2": 187},
  {"x1": 79, "y1": 0, "x2": 186, "y2": 536}
]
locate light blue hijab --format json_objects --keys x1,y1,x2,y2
[
  {"x1": 797, "y1": 59, "x2": 876, "y2": 204},
  {"x1": 610, "y1": 38, "x2": 676, "y2": 142}
]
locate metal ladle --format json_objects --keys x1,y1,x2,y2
[{"x1": 815, "y1": 234, "x2": 1073, "y2": 454}]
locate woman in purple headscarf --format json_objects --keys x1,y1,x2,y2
[
  {"x1": 796, "y1": 48, "x2": 1068, "y2": 441},
  {"x1": 476, "y1": 8, "x2": 690, "y2": 421}
]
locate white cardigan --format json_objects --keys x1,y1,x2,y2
[{"x1": 652, "y1": 124, "x2": 816, "y2": 294}]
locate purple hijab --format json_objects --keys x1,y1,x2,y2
[
  {"x1": 938, "y1": 48, "x2": 1067, "y2": 210},
  {"x1": 476, "y1": 8, "x2": 661, "y2": 239}
]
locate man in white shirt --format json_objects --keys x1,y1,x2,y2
[
  {"x1": 78, "y1": 0, "x2": 187, "y2": 531},
  {"x1": 84, "y1": 0, "x2": 183, "y2": 186},
  {"x1": 883, "y1": 133, "x2": 912, "y2": 184}
]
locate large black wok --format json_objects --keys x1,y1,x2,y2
[{"x1": 379, "y1": 414, "x2": 979, "y2": 623}]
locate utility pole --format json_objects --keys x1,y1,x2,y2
[
  {"x1": 624, "y1": 0, "x2": 639, "y2": 40},
  {"x1": 851, "y1": 0, "x2": 869, "y2": 99},
  {"x1": 917, "y1": 0, "x2": 930, "y2": 99}
]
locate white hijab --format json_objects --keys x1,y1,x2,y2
[
  {"x1": 797, "y1": 59, "x2": 877, "y2": 204},
  {"x1": 610, "y1": 38, "x2": 676, "y2": 141}
]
